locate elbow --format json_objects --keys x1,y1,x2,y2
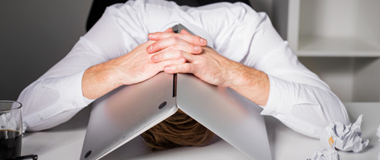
[{"x1": 24, "y1": 108, "x2": 82, "y2": 132}]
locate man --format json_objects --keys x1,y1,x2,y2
[{"x1": 18, "y1": 0, "x2": 349, "y2": 140}]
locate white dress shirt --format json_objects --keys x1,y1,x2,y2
[{"x1": 18, "y1": 0, "x2": 350, "y2": 138}]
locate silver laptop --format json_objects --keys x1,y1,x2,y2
[{"x1": 80, "y1": 24, "x2": 272, "y2": 160}]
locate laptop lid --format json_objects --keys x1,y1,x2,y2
[
  {"x1": 175, "y1": 24, "x2": 272, "y2": 159},
  {"x1": 80, "y1": 72, "x2": 177, "y2": 160},
  {"x1": 176, "y1": 73, "x2": 272, "y2": 160},
  {"x1": 80, "y1": 24, "x2": 272, "y2": 160}
]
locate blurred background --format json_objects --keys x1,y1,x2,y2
[
  {"x1": 0, "y1": 0, "x2": 280, "y2": 100},
  {"x1": 0, "y1": 0, "x2": 92, "y2": 100},
  {"x1": 1, "y1": 0, "x2": 379, "y2": 103}
]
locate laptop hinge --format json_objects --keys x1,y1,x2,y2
[{"x1": 172, "y1": 73, "x2": 177, "y2": 97}]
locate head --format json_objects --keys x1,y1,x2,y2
[{"x1": 141, "y1": 109, "x2": 215, "y2": 150}]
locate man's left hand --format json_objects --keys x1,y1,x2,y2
[
  {"x1": 147, "y1": 30, "x2": 241, "y2": 87},
  {"x1": 147, "y1": 29, "x2": 270, "y2": 106}
]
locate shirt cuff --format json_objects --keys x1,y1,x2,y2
[
  {"x1": 260, "y1": 75, "x2": 295, "y2": 116},
  {"x1": 59, "y1": 70, "x2": 95, "y2": 108}
]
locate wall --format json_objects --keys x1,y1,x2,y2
[{"x1": 0, "y1": 0, "x2": 93, "y2": 100}]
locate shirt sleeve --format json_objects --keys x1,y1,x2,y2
[
  {"x1": 17, "y1": 3, "x2": 148, "y2": 131},
  {"x1": 206, "y1": 3, "x2": 350, "y2": 138},
  {"x1": 256, "y1": 43, "x2": 350, "y2": 138},
  {"x1": 250, "y1": 13, "x2": 350, "y2": 139}
]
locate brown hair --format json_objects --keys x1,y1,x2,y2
[{"x1": 141, "y1": 109, "x2": 215, "y2": 150}]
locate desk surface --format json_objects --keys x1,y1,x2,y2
[{"x1": 22, "y1": 103, "x2": 380, "y2": 160}]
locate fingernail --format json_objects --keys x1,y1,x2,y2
[
  {"x1": 152, "y1": 55, "x2": 157, "y2": 61},
  {"x1": 148, "y1": 33, "x2": 157, "y2": 38},
  {"x1": 194, "y1": 46, "x2": 201, "y2": 52},
  {"x1": 200, "y1": 38, "x2": 206, "y2": 44},
  {"x1": 164, "y1": 66, "x2": 172, "y2": 72},
  {"x1": 148, "y1": 45, "x2": 153, "y2": 52}
]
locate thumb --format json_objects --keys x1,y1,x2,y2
[
  {"x1": 164, "y1": 28, "x2": 174, "y2": 33},
  {"x1": 180, "y1": 29, "x2": 192, "y2": 35}
]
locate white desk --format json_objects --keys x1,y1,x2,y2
[{"x1": 21, "y1": 103, "x2": 380, "y2": 160}]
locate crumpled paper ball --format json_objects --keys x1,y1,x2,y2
[
  {"x1": 320, "y1": 114, "x2": 369, "y2": 153},
  {"x1": 307, "y1": 149, "x2": 341, "y2": 160}
]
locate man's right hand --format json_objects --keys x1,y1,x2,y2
[
  {"x1": 105, "y1": 40, "x2": 187, "y2": 85},
  {"x1": 82, "y1": 39, "x2": 186, "y2": 99}
]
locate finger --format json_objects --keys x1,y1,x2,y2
[
  {"x1": 148, "y1": 32, "x2": 175, "y2": 40},
  {"x1": 147, "y1": 37, "x2": 203, "y2": 54},
  {"x1": 151, "y1": 50, "x2": 187, "y2": 63},
  {"x1": 158, "y1": 58, "x2": 187, "y2": 70},
  {"x1": 148, "y1": 32, "x2": 207, "y2": 46},
  {"x1": 164, "y1": 28, "x2": 174, "y2": 33},
  {"x1": 152, "y1": 49, "x2": 197, "y2": 63},
  {"x1": 180, "y1": 29, "x2": 191, "y2": 35},
  {"x1": 148, "y1": 28, "x2": 174, "y2": 40},
  {"x1": 164, "y1": 63, "x2": 196, "y2": 74}
]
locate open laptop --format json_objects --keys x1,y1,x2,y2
[{"x1": 80, "y1": 24, "x2": 272, "y2": 160}]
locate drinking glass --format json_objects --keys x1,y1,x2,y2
[{"x1": 0, "y1": 100, "x2": 23, "y2": 160}]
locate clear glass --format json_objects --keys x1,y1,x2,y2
[{"x1": 0, "y1": 100, "x2": 23, "y2": 159}]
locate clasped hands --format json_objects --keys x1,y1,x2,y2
[
  {"x1": 137, "y1": 28, "x2": 241, "y2": 87},
  {"x1": 83, "y1": 27, "x2": 269, "y2": 106}
]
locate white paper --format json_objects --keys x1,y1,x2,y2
[
  {"x1": 0, "y1": 113, "x2": 27, "y2": 133},
  {"x1": 307, "y1": 149, "x2": 341, "y2": 160},
  {"x1": 0, "y1": 113, "x2": 18, "y2": 131},
  {"x1": 320, "y1": 114, "x2": 369, "y2": 153},
  {"x1": 22, "y1": 121, "x2": 27, "y2": 133}
]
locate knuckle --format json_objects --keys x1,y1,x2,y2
[
  {"x1": 190, "y1": 45, "x2": 197, "y2": 52},
  {"x1": 173, "y1": 59, "x2": 180, "y2": 65},
  {"x1": 184, "y1": 64, "x2": 191, "y2": 71},
  {"x1": 152, "y1": 43, "x2": 159, "y2": 50},
  {"x1": 172, "y1": 36, "x2": 181, "y2": 43},
  {"x1": 171, "y1": 66, "x2": 178, "y2": 72},
  {"x1": 174, "y1": 34, "x2": 181, "y2": 39},
  {"x1": 167, "y1": 45, "x2": 175, "y2": 50},
  {"x1": 199, "y1": 56, "x2": 207, "y2": 61},
  {"x1": 194, "y1": 36, "x2": 201, "y2": 43},
  {"x1": 177, "y1": 50, "x2": 184, "y2": 57}
]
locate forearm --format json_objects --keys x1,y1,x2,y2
[
  {"x1": 227, "y1": 64, "x2": 349, "y2": 138},
  {"x1": 226, "y1": 63, "x2": 270, "y2": 106},
  {"x1": 82, "y1": 38, "x2": 186, "y2": 99},
  {"x1": 82, "y1": 59, "x2": 124, "y2": 99}
]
